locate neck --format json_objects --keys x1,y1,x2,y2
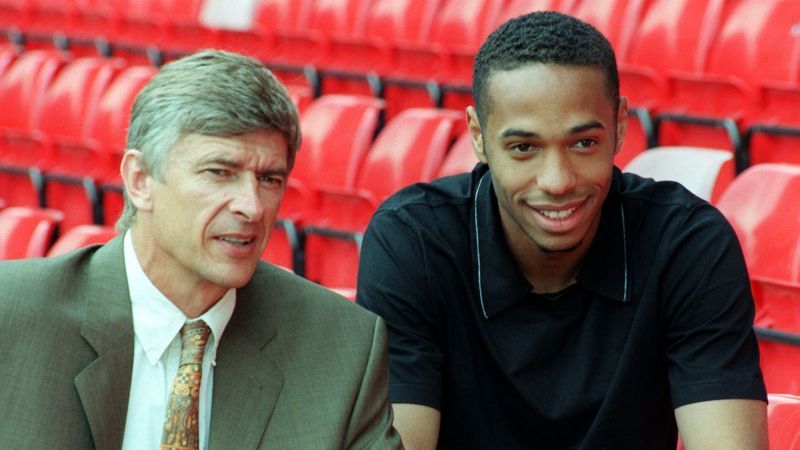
[{"x1": 129, "y1": 226, "x2": 225, "y2": 318}]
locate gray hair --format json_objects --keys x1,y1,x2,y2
[{"x1": 116, "y1": 49, "x2": 301, "y2": 230}]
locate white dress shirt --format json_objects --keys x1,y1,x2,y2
[{"x1": 121, "y1": 232, "x2": 235, "y2": 450}]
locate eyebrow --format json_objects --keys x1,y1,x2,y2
[{"x1": 500, "y1": 121, "x2": 607, "y2": 140}]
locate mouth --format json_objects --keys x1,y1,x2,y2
[
  {"x1": 536, "y1": 207, "x2": 577, "y2": 220},
  {"x1": 217, "y1": 236, "x2": 255, "y2": 247}
]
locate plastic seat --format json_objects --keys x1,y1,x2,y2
[
  {"x1": 82, "y1": 64, "x2": 158, "y2": 226},
  {"x1": 0, "y1": 50, "x2": 63, "y2": 207},
  {"x1": 320, "y1": 0, "x2": 441, "y2": 96},
  {"x1": 621, "y1": 146, "x2": 734, "y2": 204},
  {"x1": 261, "y1": 94, "x2": 385, "y2": 272},
  {"x1": 618, "y1": 0, "x2": 736, "y2": 158},
  {"x1": 381, "y1": 0, "x2": 503, "y2": 119},
  {"x1": 33, "y1": 56, "x2": 123, "y2": 231},
  {"x1": 0, "y1": 205, "x2": 63, "y2": 259},
  {"x1": 46, "y1": 223, "x2": 116, "y2": 256},
  {"x1": 303, "y1": 108, "x2": 463, "y2": 290},
  {"x1": 215, "y1": 0, "x2": 312, "y2": 61},
  {"x1": 496, "y1": 0, "x2": 576, "y2": 26},
  {"x1": 766, "y1": 394, "x2": 800, "y2": 447},
  {"x1": 716, "y1": 164, "x2": 800, "y2": 393},
  {"x1": 570, "y1": 0, "x2": 652, "y2": 62},
  {"x1": 437, "y1": 131, "x2": 478, "y2": 178},
  {"x1": 656, "y1": 1, "x2": 800, "y2": 172},
  {"x1": 267, "y1": 0, "x2": 372, "y2": 68}
]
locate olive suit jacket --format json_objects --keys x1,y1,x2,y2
[{"x1": 0, "y1": 236, "x2": 401, "y2": 449}]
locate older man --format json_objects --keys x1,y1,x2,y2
[{"x1": 0, "y1": 50, "x2": 401, "y2": 449}]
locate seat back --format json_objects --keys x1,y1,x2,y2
[
  {"x1": 293, "y1": 94, "x2": 385, "y2": 192},
  {"x1": 437, "y1": 132, "x2": 479, "y2": 178},
  {"x1": 356, "y1": 108, "x2": 463, "y2": 201},
  {"x1": 430, "y1": 0, "x2": 504, "y2": 53},
  {"x1": 705, "y1": 0, "x2": 800, "y2": 86},
  {"x1": 0, "y1": 206, "x2": 63, "y2": 259},
  {"x1": 363, "y1": 0, "x2": 440, "y2": 45},
  {"x1": 496, "y1": 0, "x2": 573, "y2": 27},
  {"x1": 767, "y1": 394, "x2": 800, "y2": 446},
  {"x1": 623, "y1": 0, "x2": 733, "y2": 73},
  {"x1": 252, "y1": 0, "x2": 312, "y2": 35},
  {"x1": 715, "y1": 164, "x2": 800, "y2": 393},
  {"x1": 622, "y1": 146, "x2": 735, "y2": 204},
  {"x1": 46, "y1": 223, "x2": 117, "y2": 256},
  {"x1": 570, "y1": 0, "x2": 652, "y2": 60},
  {"x1": 716, "y1": 164, "x2": 800, "y2": 288}
]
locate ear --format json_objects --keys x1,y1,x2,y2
[
  {"x1": 614, "y1": 97, "x2": 629, "y2": 155},
  {"x1": 466, "y1": 106, "x2": 488, "y2": 164},
  {"x1": 120, "y1": 149, "x2": 155, "y2": 212}
]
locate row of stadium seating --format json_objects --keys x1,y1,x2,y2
[{"x1": 2, "y1": 0, "x2": 800, "y2": 173}]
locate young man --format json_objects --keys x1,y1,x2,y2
[
  {"x1": 0, "y1": 50, "x2": 401, "y2": 449},
  {"x1": 357, "y1": 12, "x2": 767, "y2": 450}
]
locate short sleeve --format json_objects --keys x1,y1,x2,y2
[
  {"x1": 356, "y1": 208, "x2": 445, "y2": 410},
  {"x1": 660, "y1": 203, "x2": 767, "y2": 408}
]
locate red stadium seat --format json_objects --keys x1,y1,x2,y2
[
  {"x1": 0, "y1": 205, "x2": 63, "y2": 259},
  {"x1": 262, "y1": 94, "x2": 385, "y2": 272},
  {"x1": 320, "y1": 0, "x2": 441, "y2": 96},
  {"x1": 766, "y1": 394, "x2": 800, "y2": 448},
  {"x1": 656, "y1": 0, "x2": 800, "y2": 171},
  {"x1": 216, "y1": 0, "x2": 312, "y2": 61},
  {"x1": 716, "y1": 164, "x2": 800, "y2": 394},
  {"x1": 496, "y1": 0, "x2": 576, "y2": 26},
  {"x1": 437, "y1": 131, "x2": 478, "y2": 178},
  {"x1": 303, "y1": 108, "x2": 462, "y2": 290},
  {"x1": 570, "y1": 0, "x2": 651, "y2": 61},
  {"x1": 46, "y1": 223, "x2": 116, "y2": 256},
  {"x1": 33, "y1": 56, "x2": 123, "y2": 231},
  {"x1": 618, "y1": 0, "x2": 737, "y2": 157},
  {"x1": 83, "y1": 64, "x2": 157, "y2": 226},
  {"x1": 0, "y1": 50, "x2": 63, "y2": 207},
  {"x1": 621, "y1": 146, "x2": 734, "y2": 204}
]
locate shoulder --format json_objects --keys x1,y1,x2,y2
[
  {"x1": 616, "y1": 170, "x2": 731, "y2": 235},
  {"x1": 245, "y1": 262, "x2": 380, "y2": 333}
]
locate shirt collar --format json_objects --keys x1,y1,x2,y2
[
  {"x1": 471, "y1": 165, "x2": 630, "y2": 319},
  {"x1": 123, "y1": 231, "x2": 236, "y2": 366}
]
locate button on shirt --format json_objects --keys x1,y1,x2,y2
[
  {"x1": 121, "y1": 232, "x2": 235, "y2": 450},
  {"x1": 357, "y1": 164, "x2": 766, "y2": 449}
]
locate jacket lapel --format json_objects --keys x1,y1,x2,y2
[
  {"x1": 208, "y1": 265, "x2": 284, "y2": 449},
  {"x1": 73, "y1": 237, "x2": 135, "y2": 450}
]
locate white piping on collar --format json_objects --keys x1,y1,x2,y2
[
  {"x1": 474, "y1": 172, "x2": 490, "y2": 319},
  {"x1": 620, "y1": 202, "x2": 629, "y2": 302}
]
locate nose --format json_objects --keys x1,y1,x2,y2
[
  {"x1": 536, "y1": 150, "x2": 577, "y2": 196},
  {"x1": 229, "y1": 175, "x2": 265, "y2": 222}
]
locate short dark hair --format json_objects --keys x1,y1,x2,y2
[{"x1": 473, "y1": 11, "x2": 619, "y2": 123}]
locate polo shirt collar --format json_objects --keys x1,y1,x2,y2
[{"x1": 471, "y1": 166, "x2": 630, "y2": 319}]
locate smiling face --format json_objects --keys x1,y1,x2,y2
[
  {"x1": 126, "y1": 130, "x2": 289, "y2": 306},
  {"x1": 469, "y1": 63, "x2": 627, "y2": 263}
]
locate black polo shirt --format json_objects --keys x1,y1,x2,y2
[{"x1": 356, "y1": 163, "x2": 766, "y2": 450}]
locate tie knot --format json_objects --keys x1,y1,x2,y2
[{"x1": 179, "y1": 320, "x2": 211, "y2": 366}]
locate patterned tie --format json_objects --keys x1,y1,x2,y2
[{"x1": 161, "y1": 320, "x2": 212, "y2": 450}]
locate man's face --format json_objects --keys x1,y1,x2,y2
[
  {"x1": 136, "y1": 130, "x2": 289, "y2": 299},
  {"x1": 469, "y1": 63, "x2": 626, "y2": 257}
]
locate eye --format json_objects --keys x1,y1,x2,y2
[
  {"x1": 204, "y1": 168, "x2": 231, "y2": 178},
  {"x1": 572, "y1": 138, "x2": 598, "y2": 150},
  {"x1": 509, "y1": 143, "x2": 534, "y2": 154},
  {"x1": 258, "y1": 174, "x2": 284, "y2": 187}
]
